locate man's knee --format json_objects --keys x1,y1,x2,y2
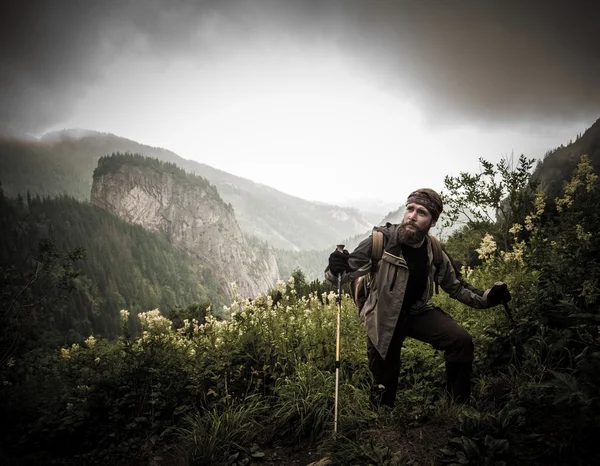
[{"x1": 446, "y1": 329, "x2": 474, "y2": 363}]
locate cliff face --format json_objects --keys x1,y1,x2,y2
[{"x1": 91, "y1": 162, "x2": 280, "y2": 301}]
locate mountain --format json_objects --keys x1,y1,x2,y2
[
  {"x1": 532, "y1": 117, "x2": 600, "y2": 197},
  {"x1": 334, "y1": 197, "x2": 403, "y2": 217},
  {"x1": 0, "y1": 129, "x2": 382, "y2": 251},
  {"x1": 91, "y1": 153, "x2": 279, "y2": 300}
]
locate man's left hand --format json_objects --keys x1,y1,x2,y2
[{"x1": 488, "y1": 282, "x2": 511, "y2": 306}]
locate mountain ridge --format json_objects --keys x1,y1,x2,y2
[
  {"x1": 0, "y1": 128, "x2": 384, "y2": 251},
  {"x1": 91, "y1": 153, "x2": 279, "y2": 300}
]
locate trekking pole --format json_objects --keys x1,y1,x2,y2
[
  {"x1": 334, "y1": 272, "x2": 342, "y2": 434},
  {"x1": 502, "y1": 301, "x2": 516, "y2": 327},
  {"x1": 502, "y1": 300, "x2": 524, "y2": 363}
]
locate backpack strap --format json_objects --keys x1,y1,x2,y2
[
  {"x1": 428, "y1": 234, "x2": 444, "y2": 294},
  {"x1": 371, "y1": 230, "x2": 384, "y2": 261}
]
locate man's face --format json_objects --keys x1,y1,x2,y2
[{"x1": 398, "y1": 202, "x2": 436, "y2": 244}]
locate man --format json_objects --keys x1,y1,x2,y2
[{"x1": 325, "y1": 188, "x2": 511, "y2": 407}]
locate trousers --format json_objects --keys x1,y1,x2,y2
[{"x1": 367, "y1": 307, "x2": 474, "y2": 407}]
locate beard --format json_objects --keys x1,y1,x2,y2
[{"x1": 397, "y1": 220, "x2": 430, "y2": 245}]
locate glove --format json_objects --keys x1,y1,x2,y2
[
  {"x1": 487, "y1": 282, "x2": 511, "y2": 306},
  {"x1": 328, "y1": 249, "x2": 350, "y2": 276}
]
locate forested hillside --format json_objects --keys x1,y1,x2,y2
[
  {"x1": 532, "y1": 117, "x2": 600, "y2": 197},
  {"x1": 0, "y1": 191, "x2": 223, "y2": 351}
]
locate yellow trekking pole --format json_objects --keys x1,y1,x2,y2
[{"x1": 334, "y1": 272, "x2": 342, "y2": 433}]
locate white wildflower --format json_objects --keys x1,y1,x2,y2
[
  {"x1": 509, "y1": 223, "x2": 523, "y2": 236},
  {"x1": 84, "y1": 335, "x2": 96, "y2": 348},
  {"x1": 476, "y1": 233, "x2": 497, "y2": 261},
  {"x1": 138, "y1": 309, "x2": 172, "y2": 333},
  {"x1": 576, "y1": 224, "x2": 592, "y2": 242}
]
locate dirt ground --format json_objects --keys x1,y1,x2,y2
[{"x1": 254, "y1": 418, "x2": 451, "y2": 466}]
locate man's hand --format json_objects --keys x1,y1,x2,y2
[
  {"x1": 328, "y1": 249, "x2": 350, "y2": 276},
  {"x1": 487, "y1": 282, "x2": 511, "y2": 306}
]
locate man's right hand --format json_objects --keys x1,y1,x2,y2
[{"x1": 328, "y1": 249, "x2": 350, "y2": 276}]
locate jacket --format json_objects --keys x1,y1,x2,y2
[{"x1": 326, "y1": 223, "x2": 493, "y2": 360}]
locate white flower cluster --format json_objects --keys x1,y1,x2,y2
[
  {"x1": 555, "y1": 155, "x2": 598, "y2": 212},
  {"x1": 509, "y1": 223, "x2": 523, "y2": 235},
  {"x1": 138, "y1": 309, "x2": 172, "y2": 333},
  {"x1": 460, "y1": 265, "x2": 474, "y2": 280},
  {"x1": 476, "y1": 233, "x2": 497, "y2": 261},
  {"x1": 60, "y1": 343, "x2": 81, "y2": 360},
  {"x1": 178, "y1": 318, "x2": 202, "y2": 336},
  {"x1": 500, "y1": 240, "x2": 525, "y2": 265},
  {"x1": 275, "y1": 279, "x2": 287, "y2": 294},
  {"x1": 575, "y1": 224, "x2": 592, "y2": 242}
]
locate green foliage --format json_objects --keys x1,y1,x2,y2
[
  {"x1": 0, "y1": 193, "x2": 223, "y2": 345},
  {"x1": 444, "y1": 223, "x2": 491, "y2": 268},
  {"x1": 442, "y1": 154, "x2": 537, "y2": 250},
  {"x1": 319, "y1": 434, "x2": 409, "y2": 466},
  {"x1": 528, "y1": 155, "x2": 600, "y2": 312},
  {"x1": 271, "y1": 363, "x2": 334, "y2": 443},
  {"x1": 0, "y1": 279, "x2": 370, "y2": 464},
  {"x1": 178, "y1": 397, "x2": 268, "y2": 465},
  {"x1": 2, "y1": 143, "x2": 600, "y2": 465},
  {"x1": 532, "y1": 117, "x2": 600, "y2": 199},
  {"x1": 439, "y1": 403, "x2": 527, "y2": 466},
  {"x1": 0, "y1": 196, "x2": 86, "y2": 361}
]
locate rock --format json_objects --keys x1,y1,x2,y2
[{"x1": 91, "y1": 159, "x2": 280, "y2": 302}]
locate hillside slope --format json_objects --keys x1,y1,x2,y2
[{"x1": 0, "y1": 130, "x2": 381, "y2": 250}]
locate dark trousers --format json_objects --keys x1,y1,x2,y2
[{"x1": 367, "y1": 307, "x2": 474, "y2": 407}]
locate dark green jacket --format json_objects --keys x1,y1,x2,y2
[{"x1": 326, "y1": 223, "x2": 492, "y2": 359}]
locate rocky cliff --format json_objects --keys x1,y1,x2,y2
[{"x1": 91, "y1": 154, "x2": 280, "y2": 302}]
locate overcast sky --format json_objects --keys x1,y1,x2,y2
[{"x1": 2, "y1": 0, "x2": 599, "y2": 207}]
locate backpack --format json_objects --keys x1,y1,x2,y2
[{"x1": 350, "y1": 228, "x2": 445, "y2": 313}]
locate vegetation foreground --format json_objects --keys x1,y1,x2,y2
[{"x1": 1, "y1": 156, "x2": 599, "y2": 465}]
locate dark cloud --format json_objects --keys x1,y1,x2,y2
[
  {"x1": 343, "y1": 0, "x2": 600, "y2": 126},
  {"x1": 1, "y1": 0, "x2": 599, "y2": 133},
  {"x1": 0, "y1": 0, "x2": 226, "y2": 133}
]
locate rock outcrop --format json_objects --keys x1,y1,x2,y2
[{"x1": 91, "y1": 155, "x2": 280, "y2": 302}]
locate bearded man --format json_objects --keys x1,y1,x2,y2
[{"x1": 325, "y1": 188, "x2": 511, "y2": 407}]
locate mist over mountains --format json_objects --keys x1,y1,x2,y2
[
  {"x1": 1, "y1": 116, "x2": 599, "y2": 286},
  {"x1": 0, "y1": 128, "x2": 384, "y2": 251}
]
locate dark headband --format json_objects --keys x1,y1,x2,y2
[{"x1": 406, "y1": 189, "x2": 443, "y2": 221}]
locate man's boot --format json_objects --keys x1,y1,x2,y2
[
  {"x1": 445, "y1": 361, "x2": 472, "y2": 404},
  {"x1": 369, "y1": 382, "x2": 396, "y2": 409}
]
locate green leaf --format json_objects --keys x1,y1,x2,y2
[{"x1": 456, "y1": 451, "x2": 469, "y2": 464}]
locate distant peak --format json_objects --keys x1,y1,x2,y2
[{"x1": 41, "y1": 128, "x2": 103, "y2": 141}]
